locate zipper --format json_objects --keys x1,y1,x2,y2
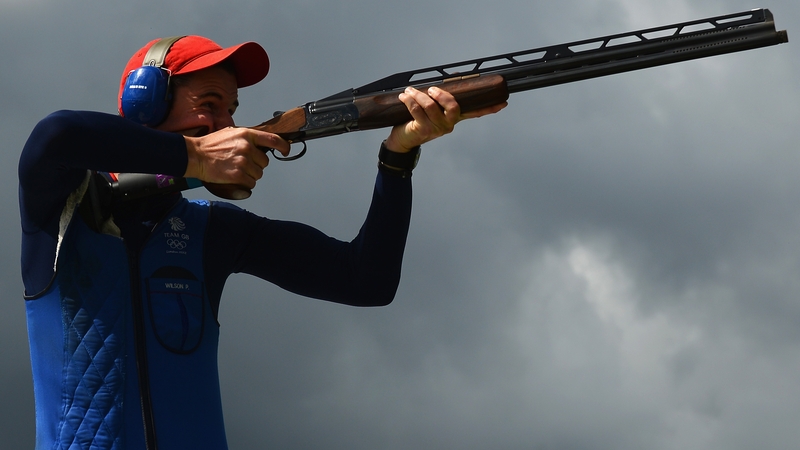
[
  {"x1": 124, "y1": 194, "x2": 183, "y2": 450},
  {"x1": 128, "y1": 247, "x2": 159, "y2": 450}
]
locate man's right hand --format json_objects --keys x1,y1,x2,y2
[{"x1": 183, "y1": 127, "x2": 291, "y2": 189}]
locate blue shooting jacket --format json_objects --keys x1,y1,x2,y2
[{"x1": 26, "y1": 195, "x2": 227, "y2": 450}]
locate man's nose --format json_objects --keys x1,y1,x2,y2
[{"x1": 216, "y1": 112, "x2": 235, "y2": 129}]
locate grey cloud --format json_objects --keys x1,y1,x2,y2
[{"x1": 3, "y1": 1, "x2": 800, "y2": 448}]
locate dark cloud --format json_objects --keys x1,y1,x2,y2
[{"x1": 3, "y1": 0, "x2": 800, "y2": 448}]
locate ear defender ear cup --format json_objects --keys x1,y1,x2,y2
[
  {"x1": 120, "y1": 65, "x2": 171, "y2": 126},
  {"x1": 119, "y1": 36, "x2": 185, "y2": 126}
]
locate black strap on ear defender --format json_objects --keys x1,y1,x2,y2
[{"x1": 143, "y1": 35, "x2": 185, "y2": 68}]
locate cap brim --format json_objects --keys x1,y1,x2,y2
[{"x1": 174, "y1": 41, "x2": 269, "y2": 88}]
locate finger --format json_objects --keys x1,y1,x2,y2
[
  {"x1": 231, "y1": 163, "x2": 258, "y2": 189},
  {"x1": 246, "y1": 161, "x2": 265, "y2": 182},
  {"x1": 229, "y1": 133, "x2": 268, "y2": 184},
  {"x1": 399, "y1": 87, "x2": 435, "y2": 124},
  {"x1": 427, "y1": 86, "x2": 461, "y2": 122},
  {"x1": 235, "y1": 151, "x2": 266, "y2": 185},
  {"x1": 224, "y1": 154, "x2": 258, "y2": 188},
  {"x1": 407, "y1": 87, "x2": 449, "y2": 125},
  {"x1": 250, "y1": 145, "x2": 270, "y2": 169},
  {"x1": 250, "y1": 129, "x2": 291, "y2": 156},
  {"x1": 392, "y1": 86, "x2": 462, "y2": 151},
  {"x1": 415, "y1": 87, "x2": 463, "y2": 136}
]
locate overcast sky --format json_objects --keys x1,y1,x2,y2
[{"x1": 2, "y1": 0, "x2": 799, "y2": 448}]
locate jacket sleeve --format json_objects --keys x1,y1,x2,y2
[
  {"x1": 18, "y1": 110, "x2": 188, "y2": 296},
  {"x1": 205, "y1": 170, "x2": 413, "y2": 308}
]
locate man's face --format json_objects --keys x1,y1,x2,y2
[{"x1": 156, "y1": 65, "x2": 239, "y2": 137}]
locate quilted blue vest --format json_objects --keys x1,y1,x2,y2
[{"x1": 25, "y1": 197, "x2": 228, "y2": 450}]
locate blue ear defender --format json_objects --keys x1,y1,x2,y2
[
  {"x1": 120, "y1": 65, "x2": 171, "y2": 126},
  {"x1": 120, "y1": 36, "x2": 185, "y2": 126}
]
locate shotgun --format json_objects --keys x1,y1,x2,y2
[{"x1": 111, "y1": 8, "x2": 787, "y2": 201}]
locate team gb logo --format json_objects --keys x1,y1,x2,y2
[{"x1": 169, "y1": 217, "x2": 186, "y2": 232}]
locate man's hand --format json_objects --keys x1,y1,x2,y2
[
  {"x1": 383, "y1": 86, "x2": 507, "y2": 153},
  {"x1": 183, "y1": 127, "x2": 291, "y2": 189}
]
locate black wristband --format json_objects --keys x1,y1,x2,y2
[{"x1": 377, "y1": 141, "x2": 421, "y2": 178}]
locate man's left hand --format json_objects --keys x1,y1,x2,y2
[{"x1": 383, "y1": 86, "x2": 507, "y2": 153}]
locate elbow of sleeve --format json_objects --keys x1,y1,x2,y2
[
  {"x1": 360, "y1": 294, "x2": 395, "y2": 308},
  {"x1": 20, "y1": 111, "x2": 76, "y2": 179},
  {"x1": 370, "y1": 289, "x2": 397, "y2": 307},
  {"x1": 355, "y1": 270, "x2": 402, "y2": 307},
  {"x1": 35, "y1": 110, "x2": 82, "y2": 141}
]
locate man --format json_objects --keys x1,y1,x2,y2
[{"x1": 19, "y1": 36, "x2": 504, "y2": 449}]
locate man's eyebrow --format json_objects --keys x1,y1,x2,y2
[
  {"x1": 197, "y1": 91, "x2": 223, "y2": 100},
  {"x1": 197, "y1": 91, "x2": 239, "y2": 109}
]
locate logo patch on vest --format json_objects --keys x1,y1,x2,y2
[{"x1": 163, "y1": 216, "x2": 190, "y2": 255}]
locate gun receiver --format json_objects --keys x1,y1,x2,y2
[{"x1": 117, "y1": 8, "x2": 788, "y2": 200}]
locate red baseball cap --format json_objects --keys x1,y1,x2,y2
[{"x1": 118, "y1": 35, "x2": 269, "y2": 113}]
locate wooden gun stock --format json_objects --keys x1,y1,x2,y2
[
  {"x1": 349, "y1": 74, "x2": 509, "y2": 130},
  {"x1": 252, "y1": 74, "x2": 509, "y2": 138}
]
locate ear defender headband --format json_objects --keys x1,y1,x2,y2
[{"x1": 120, "y1": 36, "x2": 185, "y2": 126}]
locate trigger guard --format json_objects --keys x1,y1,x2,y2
[{"x1": 270, "y1": 142, "x2": 307, "y2": 161}]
